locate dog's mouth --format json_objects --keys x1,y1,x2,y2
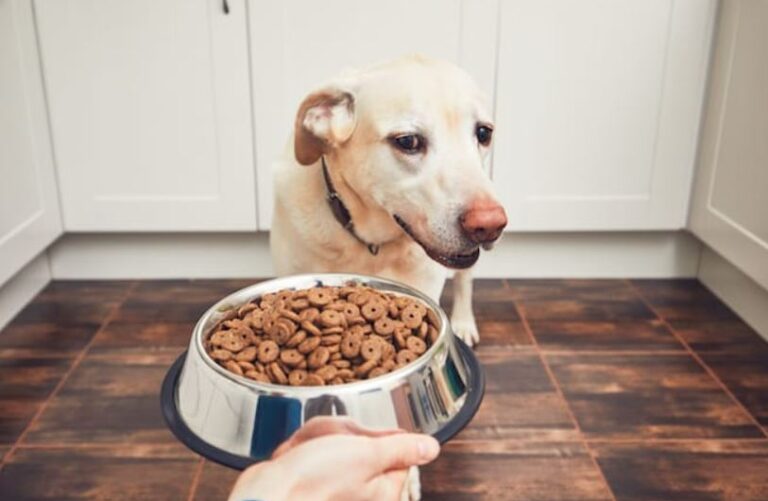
[{"x1": 393, "y1": 215, "x2": 480, "y2": 269}]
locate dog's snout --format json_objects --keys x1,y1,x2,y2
[{"x1": 460, "y1": 199, "x2": 508, "y2": 244}]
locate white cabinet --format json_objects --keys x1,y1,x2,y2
[
  {"x1": 492, "y1": 0, "x2": 716, "y2": 230},
  {"x1": 34, "y1": 0, "x2": 256, "y2": 231},
  {"x1": 248, "y1": 0, "x2": 497, "y2": 229},
  {"x1": 690, "y1": 0, "x2": 768, "y2": 290},
  {"x1": 0, "y1": 0, "x2": 62, "y2": 286}
]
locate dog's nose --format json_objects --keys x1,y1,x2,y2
[{"x1": 460, "y1": 199, "x2": 508, "y2": 244}]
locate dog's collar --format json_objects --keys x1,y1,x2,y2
[{"x1": 321, "y1": 157, "x2": 380, "y2": 256}]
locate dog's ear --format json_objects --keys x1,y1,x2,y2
[{"x1": 294, "y1": 87, "x2": 356, "y2": 165}]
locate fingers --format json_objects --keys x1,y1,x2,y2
[
  {"x1": 366, "y1": 433, "x2": 440, "y2": 474},
  {"x1": 273, "y1": 416, "x2": 403, "y2": 458},
  {"x1": 362, "y1": 469, "x2": 409, "y2": 501}
]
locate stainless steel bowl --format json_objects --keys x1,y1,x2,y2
[{"x1": 161, "y1": 273, "x2": 484, "y2": 469}]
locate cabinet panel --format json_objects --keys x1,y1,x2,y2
[
  {"x1": 249, "y1": 0, "x2": 497, "y2": 229},
  {"x1": 0, "y1": 0, "x2": 62, "y2": 286},
  {"x1": 493, "y1": 0, "x2": 716, "y2": 230},
  {"x1": 35, "y1": 0, "x2": 256, "y2": 231},
  {"x1": 690, "y1": 0, "x2": 768, "y2": 290}
]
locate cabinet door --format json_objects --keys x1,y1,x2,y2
[
  {"x1": 35, "y1": 0, "x2": 256, "y2": 231},
  {"x1": 493, "y1": 0, "x2": 716, "y2": 230},
  {"x1": 0, "y1": 0, "x2": 62, "y2": 286},
  {"x1": 689, "y1": 0, "x2": 768, "y2": 290},
  {"x1": 249, "y1": 0, "x2": 498, "y2": 229}
]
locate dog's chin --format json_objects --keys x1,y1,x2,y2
[{"x1": 393, "y1": 215, "x2": 480, "y2": 270}]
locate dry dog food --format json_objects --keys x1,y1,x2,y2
[{"x1": 204, "y1": 283, "x2": 441, "y2": 386}]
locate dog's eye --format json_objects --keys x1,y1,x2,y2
[
  {"x1": 476, "y1": 125, "x2": 493, "y2": 146},
  {"x1": 391, "y1": 134, "x2": 425, "y2": 154}
]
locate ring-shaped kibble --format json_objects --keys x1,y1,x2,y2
[
  {"x1": 238, "y1": 302, "x2": 258, "y2": 317},
  {"x1": 360, "y1": 339, "x2": 382, "y2": 362},
  {"x1": 418, "y1": 321, "x2": 429, "y2": 339},
  {"x1": 343, "y1": 303, "x2": 360, "y2": 320},
  {"x1": 209, "y1": 330, "x2": 229, "y2": 346},
  {"x1": 381, "y1": 342, "x2": 396, "y2": 361},
  {"x1": 373, "y1": 317, "x2": 395, "y2": 336},
  {"x1": 245, "y1": 309, "x2": 265, "y2": 330},
  {"x1": 321, "y1": 334, "x2": 342, "y2": 346},
  {"x1": 276, "y1": 317, "x2": 297, "y2": 335},
  {"x1": 304, "y1": 373, "x2": 325, "y2": 386},
  {"x1": 238, "y1": 360, "x2": 255, "y2": 371},
  {"x1": 428, "y1": 325, "x2": 440, "y2": 344},
  {"x1": 308, "y1": 288, "x2": 333, "y2": 306},
  {"x1": 279, "y1": 308, "x2": 301, "y2": 323},
  {"x1": 221, "y1": 335, "x2": 246, "y2": 352},
  {"x1": 401, "y1": 304, "x2": 424, "y2": 329},
  {"x1": 225, "y1": 360, "x2": 244, "y2": 376},
  {"x1": 368, "y1": 367, "x2": 388, "y2": 379},
  {"x1": 382, "y1": 359, "x2": 396, "y2": 371},
  {"x1": 299, "y1": 307, "x2": 320, "y2": 323},
  {"x1": 406, "y1": 335, "x2": 427, "y2": 355},
  {"x1": 336, "y1": 368, "x2": 355, "y2": 379},
  {"x1": 394, "y1": 328, "x2": 409, "y2": 349},
  {"x1": 269, "y1": 362, "x2": 288, "y2": 384},
  {"x1": 315, "y1": 365, "x2": 338, "y2": 382},
  {"x1": 290, "y1": 298, "x2": 310, "y2": 311},
  {"x1": 245, "y1": 370, "x2": 270, "y2": 383},
  {"x1": 288, "y1": 369, "x2": 307, "y2": 386},
  {"x1": 273, "y1": 323, "x2": 293, "y2": 345},
  {"x1": 301, "y1": 320, "x2": 322, "y2": 337},
  {"x1": 257, "y1": 340, "x2": 279, "y2": 363},
  {"x1": 210, "y1": 349, "x2": 232, "y2": 361},
  {"x1": 297, "y1": 336, "x2": 321, "y2": 354},
  {"x1": 280, "y1": 349, "x2": 304, "y2": 367},
  {"x1": 387, "y1": 302, "x2": 399, "y2": 318},
  {"x1": 307, "y1": 346, "x2": 330, "y2": 369},
  {"x1": 361, "y1": 300, "x2": 386, "y2": 321},
  {"x1": 285, "y1": 330, "x2": 307, "y2": 348},
  {"x1": 341, "y1": 335, "x2": 361, "y2": 358},
  {"x1": 322, "y1": 326, "x2": 344, "y2": 335},
  {"x1": 352, "y1": 291, "x2": 372, "y2": 306},
  {"x1": 354, "y1": 359, "x2": 378, "y2": 378},
  {"x1": 326, "y1": 300, "x2": 347, "y2": 312},
  {"x1": 235, "y1": 346, "x2": 257, "y2": 362},
  {"x1": 426, "y1": 308, "x2": 440, "y2": 328},
  {"x1": 332, "y1": 359, "x2": 351, "y2": 369},
  {"x1": 396, "y1": 349, "x2": 417, "y2": 365},
  {"x1": 319, "y1": 309, "x2": 343, "y2": 327}
]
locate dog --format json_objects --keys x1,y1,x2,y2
[{"x1": 270, "y1": 55, "x2": 507, "y2": 499}]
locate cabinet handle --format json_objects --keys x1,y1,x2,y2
[{"x1": 222, "y1": 0, "x2": 230, "y2": 14}]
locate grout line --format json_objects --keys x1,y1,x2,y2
[
  {"x1": 0, "y1": 282, "x2": 139, "y2": 470},
  {"x1": 511, "y1": 298, "x2": 619, "y2": 501},
  {"x1": 625, "y1": 279, "x2": 768, "y2": 439},
  {"x1": 186, "y1": 458, "x2": 206, "y2": 501}
]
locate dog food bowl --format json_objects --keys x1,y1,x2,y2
[{"x1": 161, "y1": 273, "x2": 484, "y2": 469}]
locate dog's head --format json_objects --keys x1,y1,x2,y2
[{"x1": 293, "y1": 55, "x2": 507, "y2": 269}]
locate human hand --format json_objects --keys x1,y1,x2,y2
[{"x1": 227, "y1": 417, "x2": 440, "y2": 501}]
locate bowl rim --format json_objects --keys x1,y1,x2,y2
[{"x1": 192, "y1": 273, "x2": 453, "y2": 396}]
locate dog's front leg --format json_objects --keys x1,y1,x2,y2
[{"x1": 451, "y1": 268, "x2": 479, "y2": 347}]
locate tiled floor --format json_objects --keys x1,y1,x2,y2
[{"x1": 0, "y1": 279, "x2": 767, "y2": 500}]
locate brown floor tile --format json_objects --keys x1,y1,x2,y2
[
  {"x1": 510, "y1": 280, "x2": 655, "y2": 322},
  {"x1": 697, "y1": 352, "x2": 768, "y2": 428},
  {"x1": 592, "y1": 440, "x2": 768, "y2": 501},
  {"x1": 24, "y1": 352, "x2": 178, "y2": 445},
  {"x1": 530, "y1": 320, "x2": 683, "y2": 352},
  {"x1": 0, "y1": 358, "x2": 72, "y2": 442},
  {"x1": 457, "y1": 351, "x2": 577, "y2": 441},
  {"x1": 0, "y1": 446, "x2": 198, "y2": 500},
  {"x1": 9, "y1": 281, "x2": 132, "y2": 328},
  {"x1": 0, "y1": 445, "x2": 8, "y2": 462},
  {"x1": 547, "y1": 354, "x2": 764, "y2": 439},
  {"x1": 0, "y1": 324, "x2": 97, "y2": 358},
  {"x1": 667, "y1": 320, "x2": 768, "y2": 428},
  {"x1": 442, "y1": 280, "x2": 531, "y2": 348},
  {"x1": 631, "y1": 279, "x2": 738, "y2": 322},
  {"x1": 192, "y1": 460, "x2": 241, "y2": 501},
  {"x1": 128, "y1": 279, "x2": 259, "y2": 304},
  {"x1": 90, "y1": 321, "x2": 196, "y2": 354},
  {"x1": 670, "y1": 319, "x2": 768, "y2": 356},
  {"x1": 422, "y1": 441, "x2": 613, "y2": 500}
]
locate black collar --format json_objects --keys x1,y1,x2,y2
[{"x1": 321, "y1": 157, "x2": 380, "y2": 255}]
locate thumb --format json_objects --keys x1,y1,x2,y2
[{"x1": 367, "y1": 433, "x2": 440, "y2": 474}]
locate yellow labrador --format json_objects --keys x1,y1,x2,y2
[{"x1": 271, "y1": 55, "x2": 507, "y2": 351}]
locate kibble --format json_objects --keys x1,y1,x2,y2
[{"x1": 204, "y1": 283, "x2": 440, "y2": 386}]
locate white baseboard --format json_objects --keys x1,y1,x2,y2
[
  {"x1": 48, "y1": 231, "x2": 702, "y2": 280},
  {"x1": 698, "y1": 246, "x2": 768, "y2": 341},
  {"x1": 0, "y1": 253, "x2": 51, "y2": 330}
]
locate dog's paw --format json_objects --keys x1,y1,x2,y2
[
  {"x1": 404, "y1": 466, "x2": 421, "y2": 501},
  {"x1": 451, "y1": 315, "x2": 479, "y2": 347}
]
